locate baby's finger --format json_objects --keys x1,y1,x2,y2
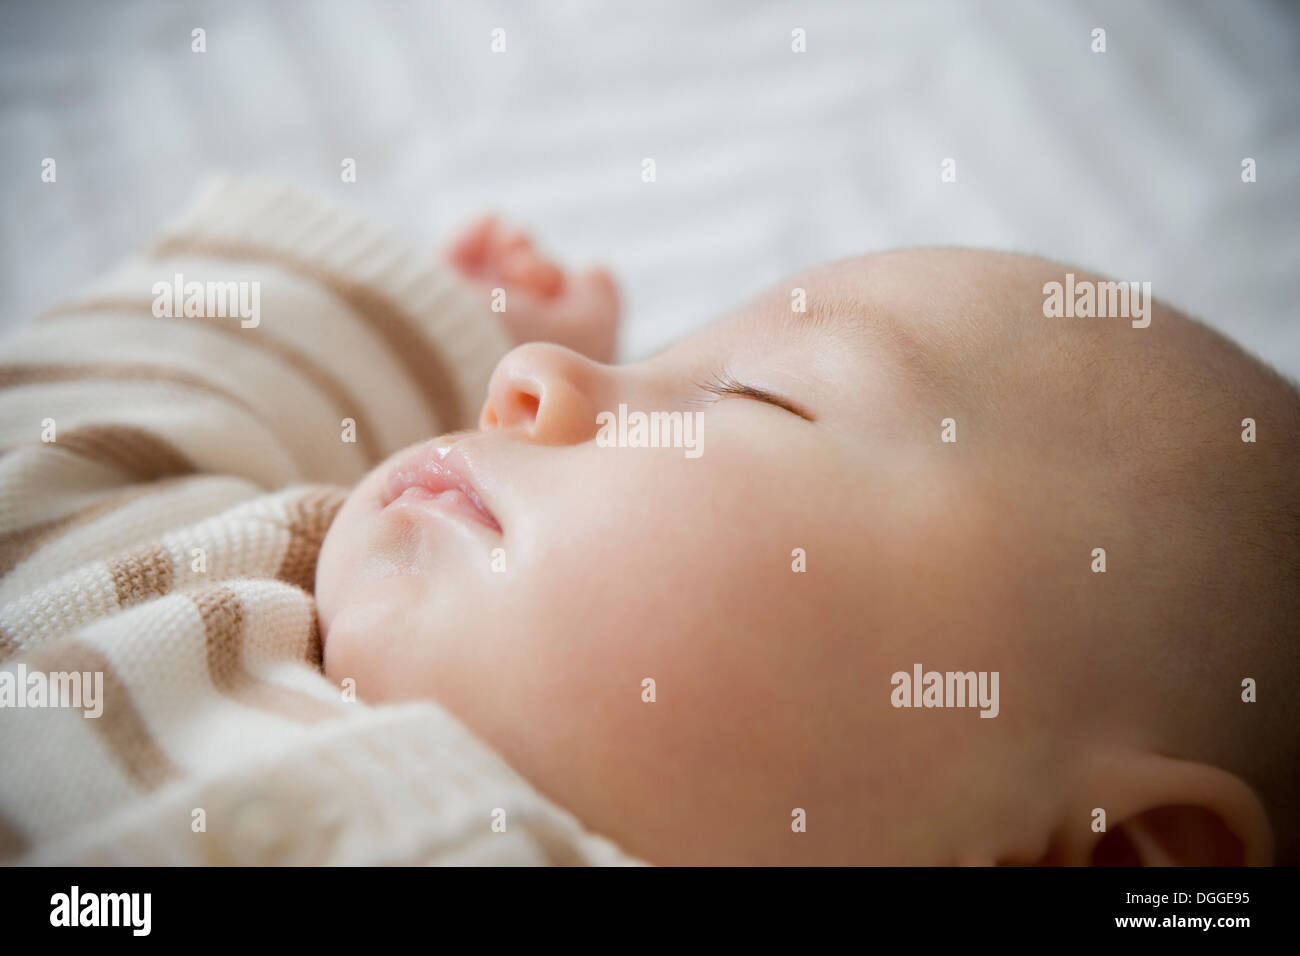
[
  {"x1": 445, "y1": 214, "x2": 498, "y2": 272},
  {"x1": 502, "y1": 251, "x2": 565, "y2": 298}
]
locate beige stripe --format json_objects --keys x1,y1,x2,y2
[
  {"x1": 37, "y1": 298, "x2": 385, "y2": 466},
  {"x1": 297, "y1": 611, "x2": 324, "y2": 675},
  {"x1": 50, "y1": 424, "x2": 196, "y2": 482},
  {"x1": 195, "y1": 585, "x2": 342, "y2": 722},
  {"x1": 108, "y1": 545, "x2": 175, "y2": 608},
  {"x1": 151, "y1": 235, "x2": 466, "y2": 430},
  {"x1": 0, "y1": 361, "x2": 277, "y2": 440},
  {"x1": 0, "y1": 475, "x2": 196, "y2": 578},
  {"x1": 0, "y1": 808, "x2": 29, "y2": 861},
  {"x1": 274, "y1": 488, "x2": 348, "y2": 596},
  {"x1": 26, "y1": 639, "x2": 182, "y2": 791}
]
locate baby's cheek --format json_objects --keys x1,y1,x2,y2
[
  {"x1": 320, "y1": 578, "x2": 418, "y2": 703},
  {"x1": 314, "y1": 473, "x2": 386, "y2": 626}
]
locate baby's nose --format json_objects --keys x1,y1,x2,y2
[{"x1": 480, "y1": 342, "x2": 604, "y2": 445}]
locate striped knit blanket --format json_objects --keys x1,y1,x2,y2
[{"x1": 0, "y1": 176, "x2": 638, "y2": 865}]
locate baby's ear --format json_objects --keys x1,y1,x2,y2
[{"x1": 1042, "y1": 750, "x2": 1273, "y2": 866}]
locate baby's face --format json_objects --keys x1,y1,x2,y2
[{"x1": 315, "y1": 250, "x2": 1159, "y2": 864}]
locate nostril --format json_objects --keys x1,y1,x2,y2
[{"x1": 483, "y1": 388, "x2": 540, "y2": 431}]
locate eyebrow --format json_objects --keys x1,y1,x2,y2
[
  {"x1": 780, "y1": 290, "x2": 948, "y2": 390},
  {"x1": 784, "y1": 289, "x2": 879, "y2": 332}
]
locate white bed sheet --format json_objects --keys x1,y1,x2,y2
[{"x1": 2, "y1": 0, "x2": 1297, "y2": 374}]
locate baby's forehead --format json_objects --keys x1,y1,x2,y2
[
  {"x1": 703, "y1": 249, "x2": 1262, "y2": 424},
  {"x1": 731, "y1": 249, "x2": 1050, "y2": 373},
  {"x1": 813, "y1": 251, "x2": 1288, "y2": 420},
  {"x1": 737, "y1": 249, "x2": 1254, "y2": 421},
  {"x1": 784, "y1": 248, "x2": 1055, "y2": 328},
  {"x1": 788, "y1": 249, "x2": 1213, "y2": 362}
]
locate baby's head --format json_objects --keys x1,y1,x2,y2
[{"x1": 316, "y1": 248, "x2": 1299, "y2": 865}]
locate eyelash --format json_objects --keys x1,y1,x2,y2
[{"x1": 691, "y1": 368, "x2": 814, "y2": 421}]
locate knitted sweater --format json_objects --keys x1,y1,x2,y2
[{"x1": 0, "y1": 176, "x2": 639, "y2": 865}]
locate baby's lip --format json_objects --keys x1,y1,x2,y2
[{"x1": 384, "y1": 440, "x2": 501, "y2": 533}]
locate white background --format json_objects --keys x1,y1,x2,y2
[{"x1": 2, "y1": 0, "x2": 1297, "y2": 373}]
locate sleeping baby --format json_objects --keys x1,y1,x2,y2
[
  {"x1": 1, "y1": 178, "x2": 1295, "y2": 865},
  {"x1": 317, "y1": 221, "x2": 1300, "y2": 867}
]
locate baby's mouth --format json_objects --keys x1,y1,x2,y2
[{"x1": 383, "y1": 441, "x2": 501, "y2": 533}]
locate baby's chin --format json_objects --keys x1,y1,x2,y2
[{"x1": 317, "y1": 575, "x2": 417, "y2": 702}]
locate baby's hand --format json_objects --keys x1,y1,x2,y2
[{"x1": 443, "y1": 215, "x2": 620, "y2": 363}]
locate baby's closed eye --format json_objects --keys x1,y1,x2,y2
[{"x1": 692, "y1": 368, "x2": 814, "y2": 421}]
